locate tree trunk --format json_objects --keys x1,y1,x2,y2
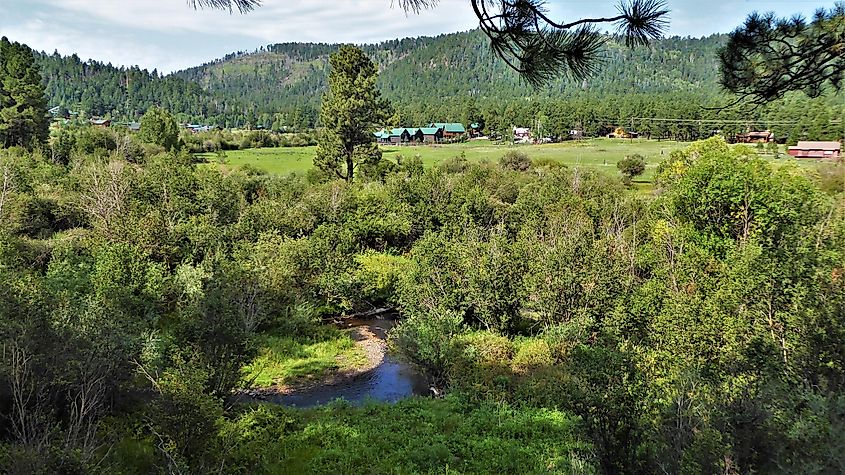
[{"x1": 346, "y1": 156, "x2": 354, "y2": 183}]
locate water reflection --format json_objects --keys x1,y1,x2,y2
[{"x1": 263, "y1": 317, "x2": 430, "y2": 408}]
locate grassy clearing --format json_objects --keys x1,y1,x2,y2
[
  {"x1": 199, "y1": 146, "x2": 317, "y2": 175},
  {"x1": 243, "y1": 327, "x2": 369, "y2": 388},
  {"x1": 227, "y1": 397, "x2": 594, "y2": 474},
  {"x1": 200, "y1": 139, "x2": 686, "y2": 179},
  {"x1": 199, "y1": 140, "x2": 831, "y2": 188}
]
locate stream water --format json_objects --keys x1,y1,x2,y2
[{"x1": 262, "y1": 318, "x2": 430, "y2": 408}]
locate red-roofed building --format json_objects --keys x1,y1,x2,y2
[{"x1": 787, "y1": 141, "x2": 841, "y2": 160}]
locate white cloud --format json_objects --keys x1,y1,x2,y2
[
  {"x1": 5, "y1": 0, "x2": 832, "y2": 73},
  {"x1": 1, "y1": 0, "x2": 478, "y2": 71},
  {"x1": 37, "y1": 0, "x2": 478, "y2": 43}
]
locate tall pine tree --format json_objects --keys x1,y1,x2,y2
[
  {"x1": 314, "y1": 45, "x2": 388, "y2": 183},
  {"x1": 0, "y1": 37, "x2": 49, "y2": 149}
]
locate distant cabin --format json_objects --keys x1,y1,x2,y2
[
  {"x1": 405, "y1": 128, "x2": 424, "y2": 143},
  {"x1": 787, "y1": 141, "x2": 842, "y2": 160},
  {"x1": 421, "y1": 127, "x2": 443, "y2": 143},
  {"x1": 469, "y1": 122, "x2": 482, "y2": 137},
  {"x1": 736, "y1": 130, "x2": 774, "y2": 143},
  {"x1": 430, "y1": 123, "x2": 466, "y2": 139},
  {"x1": 513, "y1": 127, "x2": 531, "y2": 143},
  {"x1": 373, "y1": 130, "x2": 391, "y2": 144},
  {"x1": 90, "y1": 118, "x2": 111, "y2": 128},
  {"x1": 388, "y1": 128, "x2": 412, "y2": 144},
  {"x1": 374, "y1": 123, "x2": 464, "y2": 144}
]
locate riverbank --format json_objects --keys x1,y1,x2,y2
[
  {"x1": 240, "y1": 320, "x2": 428, "y2": 405},
  {"x1": 242, "y1": 323, "x2": 386, "y2": 399}
]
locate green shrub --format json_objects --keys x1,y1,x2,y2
[
  {"x1": 500, "y1": 150, "x2": 531, "y2": 171},
  {"x1": 511, "y1": 339, "x2": 553, "y2": 373},
  {"x1": 438, "y1": 152, "x2": 469, "y2": 173},
  {"x1": 352, "y1": 251, "x2": 412, "y2": 305},
  {"x1": 390, "y1": 308, "x2": 465, "y2": 380},
  {"x1": 532, "y1": 157, "x2": 567, "y2": 169},
  {"x1": 617, "y1": 153, "x2": 646, "y2": 185}
]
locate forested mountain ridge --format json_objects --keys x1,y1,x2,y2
[
  {"x1": 173, "y1": 30, "x2": 729, "y2": 125},
  {"x1": 34, "y1": 30, "x2": 732, "y2": 128}
]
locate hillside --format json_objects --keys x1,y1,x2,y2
[
  {"x1": 172, "y1": 30, "x2": 729, "y2": 126},
  {"x1": 34, "y1": 30, "x2": 730, "y2": 128},
  {"x1": 29, "y1": 29, "x2": 844, "y2": 140}
]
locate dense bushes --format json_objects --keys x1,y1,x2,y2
[{"x1": 1, "y1": 136, "x2": 844, "y2": 473}]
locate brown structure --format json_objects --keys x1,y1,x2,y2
[
  {"x1": 421, "y1": 127, "x2": 443, "y2": 143},
  {"x1": 430, "y1": 123, "x2": 466, "y2": 139},
  {"x1": 90, "y1": 118, "x2": 111, "y2": 128},
  {"x1": 736, "y1": 130, "x2": 774, "y2": 143},
  {"x1": 607, "y1": 127, "x2": 638, "y2": 139},
  {"x1": 787, "y1": 141, "x2": 842, "y2": 160}
]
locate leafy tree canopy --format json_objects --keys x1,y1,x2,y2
[{"x1": 139, "y1": 106, "x2": 180, "y2": 151}]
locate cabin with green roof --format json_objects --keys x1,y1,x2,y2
[
  {"x1": 421, "y1": 127, "x2": 443, "y2": 143},
  {"x1": 430, "y1": 122, "x2": 466, "y2": 138},
  {"x1": 388, "y1": 128, "x2": 411, "y2": 144}
]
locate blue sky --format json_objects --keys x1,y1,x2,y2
[{"x1": 0, "y1": 0, "x2": 837, "y2": 73}]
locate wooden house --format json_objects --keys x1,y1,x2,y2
[
  {"x1": 405, "y1": 128, "x2": 424, "y2": 143},
  {"x1": 388, "y1": 128, "x2": 411, "y2": 144},
  {"x1": 90, "y1": 118, "x2": 111, "y2": 128},
  {"x1": 421, "y1": 127, "x2": 443, "y2": 143},
  {"x1": 736, "y1": 130, "x2": 774, "y2": 143},
  {"x1": 469, "y1": 122, "x2": 483, "y2": 138},
  {"x1": 787, "y1": 141, "x2": 841, "y2": 160},
  {"x1": 430, "y1": 123, "x2": 466, "y2": 138},
  {"x1": 373, "y1": 130, "x2": 391, "y2": 144}
]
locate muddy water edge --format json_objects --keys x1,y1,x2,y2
[{"x1": 246, "y1": 316, "x2": 430, "y2": 408}]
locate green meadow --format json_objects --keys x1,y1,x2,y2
[
  {"x1": 200, "y1": 139, "x2": 822, "y2": 191},
  {"x1": 202, "y1": 139, "x2": 687, "y2": 180}
]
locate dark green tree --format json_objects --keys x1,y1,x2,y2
[
  {"x1": 314, "y1": 45, "x2": 388, "y2": 183},
  {"x1": 617, "y1": 153, "x2": 646, "y2": 184},
  {"x1": 719, "y1": 3, "x2": 844, "y2": 105},
  {"x1": 0, "y1": 37, "x2": 49, "y2": 149},
  {"x1": 139, "y1": 106, "x2": 180, "y2": 151}
]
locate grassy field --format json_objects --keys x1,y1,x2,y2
[
  {"x1": 201, "y1": 139, "x2": 686, "y2": 180},
  {"x1": 226, "y1": 397, "x2": 591, "y2": 473},
  {"x1": 200, "y1": 139, "x2": 820, "y2": 186},
  {"x1": 243, "y1": 327, "x2": 368, "y2": 388}
]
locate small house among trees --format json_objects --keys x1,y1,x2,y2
[
  {"x1": 388, "y1": 128, "x2": 412, "y2": 144},
  {"x1": 787, "y1": 141, "x2": 841, "y2": 160},
  {"x1": 607, "y1": 127, "x2": 638, "y2": 139},
  {"x1": 375, "y1": 123, "x2": 465, "y2": 144},
  {"x1": 735, "y1": 130, "x2": 774, "y2": 143},
  {"x1": 430, "y1": 123, "x2": 466, "y2": 138},
  {"x1": 513, "y1": 127, "x2": 531, "y2": 143},
  {"x1": 421, "y1": 127, "x2": 443, "y2": 143},
  {"x1": 469, "y1": 122, "x2": 483, "y2": 138}
]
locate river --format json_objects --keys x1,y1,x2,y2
[{"x1": 259, "y1": 317, "x2": 430, "y2": 408}]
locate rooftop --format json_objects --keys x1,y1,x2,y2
[{"x1": 789, "y1": 141, "x2": 841, "y2": 151}]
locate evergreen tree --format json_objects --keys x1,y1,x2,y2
[
  {"x1": 314, "y1": 45, "x2": 388, "y2": 183},
  {"x1": 720, "y1": 4, "x2": 845, "y2": 105},
  {"x1": 0, "y1": 37, "x2": 49, "y2": 149}
]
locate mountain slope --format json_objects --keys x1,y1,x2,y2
[{"x1": 168, "y1": 30, "x2": 729, "y2": 127}]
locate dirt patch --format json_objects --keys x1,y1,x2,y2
[{"x1": 242, "y1": 325, "x2": 387, "y2": 399}]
